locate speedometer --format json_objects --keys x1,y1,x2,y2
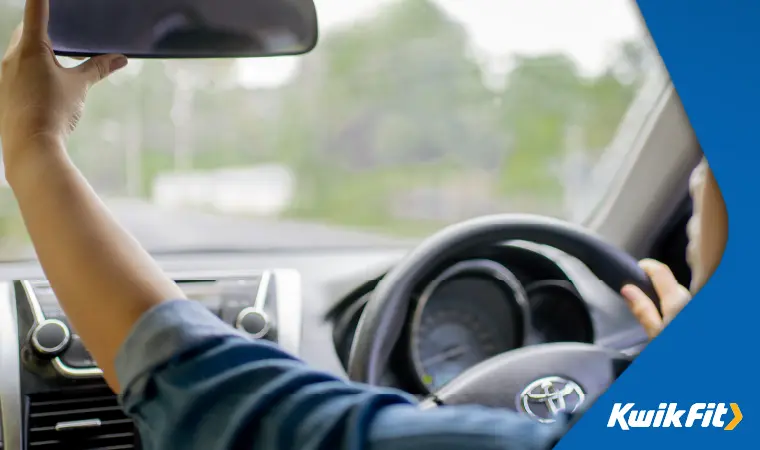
[{"x1": 408, "y1": 260, "x2": 530, "y2": 392}]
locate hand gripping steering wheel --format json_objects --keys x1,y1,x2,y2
[{"x1": 347, "y1": 214, "x2": 659, "y2": 420}]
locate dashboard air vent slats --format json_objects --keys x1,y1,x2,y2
[{"x1": 26, "y1": 387, "x2": 138, "y2": 449}]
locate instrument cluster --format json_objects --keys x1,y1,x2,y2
[{"x1": 332, "y1": 245, "x2": 595, "y2": 394}]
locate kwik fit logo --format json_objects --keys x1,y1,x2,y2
[{"x1": 608, "y1": 403, "x2": 743, "y2": 430}]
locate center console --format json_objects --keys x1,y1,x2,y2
[{"x1": 0, "y1": 269, "x2": 302, "y2": 450}]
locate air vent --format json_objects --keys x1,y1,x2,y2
[{"x1": 26, "y1": 387, "x2": 138, "y2": 449}]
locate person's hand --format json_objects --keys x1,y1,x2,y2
[
  {"x1": 0, "y1": 0, "x2": 127, "y2": 169},
  {"x1": 621, "y1": 259, "x2": 692, "y2": 339}
]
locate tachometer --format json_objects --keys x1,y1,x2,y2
[
  {"x1": 409, "y1": 260, "x2": 530, "y2": 392},
  {"x1": 525, "y1": 280, "x2": 594, "y2": 344}
]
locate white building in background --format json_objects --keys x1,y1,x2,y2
[{"x1": 152, "y1": 164, "x2": 295, "y2": 216}]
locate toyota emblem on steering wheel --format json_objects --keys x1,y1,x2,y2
[{"x1": 519, "y1": 376, "x2": 586, "y2": 423}]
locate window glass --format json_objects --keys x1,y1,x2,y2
[{"x1": 0, "y1": 0, "x2": 665, "y2": 259}]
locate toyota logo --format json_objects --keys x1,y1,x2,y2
[{"x1": 519, "y1": 376, "x2": 586, "y2": 423}]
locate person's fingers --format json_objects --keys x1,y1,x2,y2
[
  {"x1": 621, "y1": 284, "x2": 663, "y2": 339},
  {"x1": 638, "y1": 258, "x2": 692, "y2": 318},
  {"x1": 72, "y1": 54, "x2": 128, "y2": 86},
  {"x1": 22, "y1": 0, "x2": 49, "y2": 42},
  {"x1": 639, "y1": 259, "x2": 682, "y2": 302}
]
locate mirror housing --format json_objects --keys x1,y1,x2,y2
[{"x1": 49, "y1": 0, "x2": 318, "y2": 58}]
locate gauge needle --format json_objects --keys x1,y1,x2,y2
[{"x1": 422, "y1": 346, "x2": 468, "y2": 367}]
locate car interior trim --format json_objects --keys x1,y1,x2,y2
[
  {"x1": 0, "y1": 281, "x2": 21, "y2": 450},
  {"x1": 19, "y1": 268, "x2": 304, "y2": 379},
  {"x1": 254, "y1": 270, "x2": 272, "y2": 310},
  {"x1": 21, "y1": 280, "x2": 105, "y2": 379},
  {"x1": 54, "y1": 418, "x2": 103, "y2": 432},
  {"x1": 273, "y1": 268, "x2": 303, "y2": 356}
]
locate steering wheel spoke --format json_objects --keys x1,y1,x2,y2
[{"x1": 431, "y1": 343, "x2": 621, "y2": 419}]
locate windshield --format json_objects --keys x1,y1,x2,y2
[{"x1": 0, "y1": 0, "x2": 663, "y2": 260}]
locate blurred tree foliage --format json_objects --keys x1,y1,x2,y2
[{"x1": 0, "y1": 0, "x2": 655, "y2": 253}]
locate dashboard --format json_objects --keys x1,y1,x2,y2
[{"x1": 0, "y1": 242, "x2": 650, "y2": 450}]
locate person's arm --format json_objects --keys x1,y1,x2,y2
[
  {"x1": 116, "y1": 300, "x2": 566, "y2": 450},
  {"x1": 7, "y1": 140, "x2": 183, "y2": 389},
  {"x1": 0, "y1": 0, "x2": 181, "y2": 390}
]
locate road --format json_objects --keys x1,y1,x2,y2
[
  {"x1": 105, "y1": 198, "x2": 409, "y2": 253},
  {"x1": 0, "y1": 198, "x2": 412, "y2": 261}
]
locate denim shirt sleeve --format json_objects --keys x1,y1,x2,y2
[{"x1": 116, "y1": 299, "x2": 566, "y2": 450}]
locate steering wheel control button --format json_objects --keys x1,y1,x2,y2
[
  {"x1": 31, "y1": 319, "x2": 71, "y2": 357},
  {"x1": 519, "y1": 376, "x2": 586, "y2": 423},
  {"x1": 235, "y1": 308, "x2": 270, "y2": 338}
]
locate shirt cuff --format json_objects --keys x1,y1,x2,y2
[{"x1": 115, "y1": 299, "x2": 245, "y2": 395}]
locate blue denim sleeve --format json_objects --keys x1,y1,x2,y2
[{"x1": 115, "y1": 300, "x2": 566, "y2": 450}]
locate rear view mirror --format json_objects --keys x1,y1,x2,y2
[{"x1": 48, "y1": 0, "x2": 318, "y2": 58}]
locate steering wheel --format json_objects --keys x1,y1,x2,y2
[{"x1": 347, "y1": 214, "x2": 659, "y2": 421}]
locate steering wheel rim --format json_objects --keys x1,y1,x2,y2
[{"x1": 347, "y1": 213, "x2": 658, "y2": 385}]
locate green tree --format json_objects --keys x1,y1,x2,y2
[
  {"x1": 498, "y1": 54, "x2": 584, "y2": 199},
  {"x1": 270, "y1": 0, "x2": 503, "y2": 231},
  {"x1": 496, "y1": 42, "x2": 645, "y2": 206}
]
